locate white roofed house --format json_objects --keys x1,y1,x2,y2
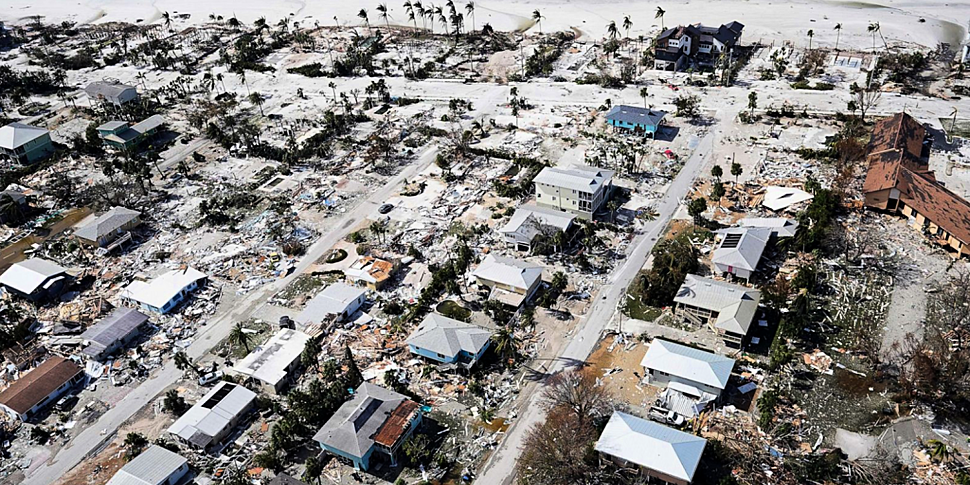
[
  {"x1": 640, "y1": 339, "x2": 735, "y2": 418},
  {"x1": 711, "y1": 227, "x2": 770, "y2": 281},
  {"x1": 595, "y1": 411, "x2": 707, "y2": 485},
  {"x1": 498, "y1": 204, "x2": 576, "y2": 252},
  {"x1": 533, "y1": 165, "x2": 614, "y2": 220},
  {"x1": 406, "y1": 313, "x2": 492, "y2": 369},
  {"x1": 472, "y1": 254, "x2": 543, "y2": 308},
  {"x1": 84, "y1": 80, "x2": 139, "y2": 107},
  {"x1": 74, "y1": 206, "x2": 142, "y2": 250},
  {"x1": 296, "y1": 282, "x2": 367, "y2": 325},
  {"x1": 168, "y1": 381, "x2": 256, "y2": 452},
  {"x1": 228, "y1": 328, "x2": 311, "y2": 395},
  {"x1": 0, "y1": 258, "x2": 71, "y2": 302},
  {"x1": 0, "y1": 122, "x2": 55, "y2": 164},
  {"x1": 106, "y1": 444, "x2": 189, "y2": 485},
  {"x1": 738, "y1": 217, "x2": 799, "y2": 239},
  {"x1": 674, "y1": 275, "x2": 761, "y2": 346},
  {"x1": 120, "y1": 267, "x2": 207, "y2": 314}
]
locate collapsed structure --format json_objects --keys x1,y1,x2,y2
[
  {"x1": 862, "y1": 112, "x2": 970, "y2": 257},
  {"x1": 228, "y1": 328, "x2": 311, "y2": 394},
  {"x1": 167, "y1": 381, "x2": 256, "y2": 452}
]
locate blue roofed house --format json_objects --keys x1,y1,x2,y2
[
  {"x1": 406, "y1": 313, "x2": 492, "y2": 369},
  {"x1": 605, "y1": 106, "x2": 667, "y2": 138},
  {"x1": 313, "y1": 383, "x2": 422, "y2": 472}
]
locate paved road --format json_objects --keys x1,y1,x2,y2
[
  {"x1": 26, "y1": 143, "x2": 441, "y2": 485},
  {"x1": 475, "y1": 117, "x2": 722, "y2": 485}
]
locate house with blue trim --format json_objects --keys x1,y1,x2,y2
[
  {"x1": 313, "y1": 383, "x2": 422, "y2": 472},
  {"x1": 605, "y1": 106, "x2": 667, "y2": 138},
  {"x1": 120, "y1": 267, "x2": 207, "y2": 314},
  {"x1": 406, "y1": 313, "x2": 492, "y2": 369}
]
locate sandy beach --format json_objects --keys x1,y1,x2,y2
[{"x1": 1, "y1": 0, "x2": 967, "y2": 51}]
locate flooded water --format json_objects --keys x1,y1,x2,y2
[
  {"x1": 0, "y1": 207, "x2": 92, "y2": 273},
  {"x1": 833, "y1": 368, "x2": 888, "y2": 397}
]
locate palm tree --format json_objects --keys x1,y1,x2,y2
[
  {"x1": 415, "y1": 1, "x2": 425, "y2": 30},
  {"x1": 927, "y1": 440, "x2": 953, "y2": 463},
  {"x1": 655, "y1": 6, "x2": 666, "y2": 31},
  {"x1": 833, "y1": 23, "x2": 843, "y2": 52},
  {"x1": 481, "y1": 22, "x2": 493, "y2": 36},
  {"x1": 640, "y1": 87, "x2": 648, "y2": 108},
  {"x1": 731, "y1": 161, "x2": 743, "y2": 185},
  {"x1": 807, "y1": 29, "x2": 814, "y2": 50},
  {"x1": 622, "y1": 15, "x2": 632, "y2": 42},
  {"x1": 248, "y1": 91, "x2": 265, "y2": 116},
  {"x1": 376, "y1": 3, "x2": 390, "y2": 32},
  {"x1": 229, "y1": 322, "x2": 254, "y2": 354},
  {"x1": 607, "y1": 199, "x2": 619, "y2": 222},
  {"x1": 492, "y1": 327, "x2": 519, "y2": 366},
  {"x1": 173, "y1": 351, "x2": 199, "y2": 376},
  {"x1": 867, "y1": 22, "x2": 880, "y2": 52},
  {"x1": 465, "y1": 2, "x2": 475, "y2": 32},
  {"x1": 532, "y1": 9, "x2": 543, "y2": 34},
  {"x1": 358, "y1": 9, "x2": 370, "y2": 29},
  {"x1": 216, "y1": 72, "x2": 225, "y2": 92},
  {"x1": 606, "y1": 20, "x2": 619, "y2": 41},
  {"x1": 236, "y1": 69, "x2": 249, "y2": 94},
  {"x1": 304, "y1": 455, "x2": 323, "y2": 484},
  {"x1": 328, "y1": 81, "x2": 338, "y2": 103},
  {"x1": 162, "y1": 11, "x2": 172, "y2": 31}
]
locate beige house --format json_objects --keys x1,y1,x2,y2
[
  {"x1": 472, "y1": 254, "x2": 543, "y2": 307},
  {"x1": 533, "y1": 166, "x2": 613, "y2": 220}
]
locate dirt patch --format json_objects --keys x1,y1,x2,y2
[{"x1": 585, "y1": 334, "x2": 658, "y2": 410}]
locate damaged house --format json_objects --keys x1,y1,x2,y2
[
  {"x1": 0, "y1": 258, "x2": 70, "y2": 302},
  {"x1": 296, "y1": 282, "x2": 367, "y2": 324},
  {"x1": 673, "y1": 275, "x2": 761, "y2": 346},
  {"x1": 862, "y1": 112, "x2": 970, "y2": 257},
  {"x1": 406, "y1": 313, "x2": 492, "y2": 369},
  {"x1": 498, "y1": 204, "x2": 576, "y2": 252},
  {"x1": 228, "y1": 328, "x2": 311, "y2": 395},
  {"x1": 595, "y1": 411, "x2": 707, "y2": 485},
  {"x1": 0, "y1": 122, "x2": 55, "y2": 165},
  {"x1": 653, "y1": 21, "x2": 744, "y2": 71},
  {"x1": 74, "y1": 206, "x2": 142, "y2": 250},
  {"x1": 0, "y1": 356, "x2": 84, "y2": 421},
  {"x1": 472, "y1": 254, "x2": 543, "y2": 308},
  {"x1": 168, "y1": 381, "x2": 256, "y2": 452},
  {"x1": 106, "y1": 444, "x2": 189, "y2": 485},
  {"x1": 313, "y1": 382, "x2": 422, "y2": 472},
  {"x1": 80, "y1": 307, "x2": 150, "y2": 361},
  {"x1": 97, "y1": 115, "x2": 165, "y2": 152},
  {"x1": 640, "y1": 338, "x2": 735, "y2": 418},
  {"x1": 120, "y1": 267, "x2": 207, "y2": 314},
  {"x1": 344, "y1": 256, "x2": 395, "y2": 291},
  {"x1": 84, "y1": 80, "x2": 139, "y2": 107}
]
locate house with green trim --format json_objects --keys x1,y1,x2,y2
[
  {"x1": 0, "y1": 123, "x2": 54, "y2": 164},
  {"x1": 97, "y1": 115, "x2": 165, "y2": 151}
]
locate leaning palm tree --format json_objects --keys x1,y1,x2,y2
[
  {"x1": 229, "y1": 322, "x2": 254, "y2": 354},
  {"x1": 173, "y1": 351, "x2": 199, "y2": 376},
  {"x1": 532, "y1": 9, "x2": 543, "y2": 34},
  {"x1": 248, "y1": 91, "x2": 265, "y2": 116},
  {"x1": 414, "y1": 1, "x2": 425, "y2": 30},
  {"x1": 867, "y1": 22, "x2": 880, "y2": 52},
  {"x1": 358, "y1": 8, "x2": 370, "y2": 30},
  {"x1": 833, "y1": 23, "x2": 843, "y2": 51},
  {"x1": 623, "y1": 15, "x2": 632, "y2": 42},
  {"x1": 655, "y1": 6, "x2": 666, "y2": 31},
  {"x1": 492, "y1": 327, "x2": 520, "y2": 366},
  {"x1": 606, "y1": 20, "x2": 619, "y2": 41},
  {"x1": 376, "y1": 3, "x2": 390, "y2": 32}
]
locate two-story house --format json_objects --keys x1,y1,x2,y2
[
  {"x1": 0, "y1": 123, "x2": 55, "y2": 164},
  {"x1": 654, "y1": 21, "x2": 744, "y2": 71},
  {"x1": 533, "y1": 165, "x2": 614, "y2": 220}
]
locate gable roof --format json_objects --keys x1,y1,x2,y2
[
  {"x1": 898, "y1": 167, "x2": 970, "y2": 245},
  {"x1": 0, "y1": 356, "x2": 83, "y2": 415},
  {"x1": 674, "y1": 274, "x2": 761, "y2": 335},
  {"x1": 595, "y1": 411, "x2": 707, "y2": 483},
  {"x1": 605, "y1": 105, "x2": 666, "y2": 127},
  {"x1": 712, "y1": 227, "x2": 771, "y2": 272},
  {"x1": 81, "y1": 307, "x2": 150, "y2": 359},
  {"x1": 762, "y1": 186, "x2": 813, "y2": 211},
  {"x1": 472, "y1": 254, "x2": 543, "y2": 290},
  {"x1": 231, "y1": 328, "x2": 310, "y2": 387},
  {"x1": 0, "y1": 258, "x2": 67, "y2": 295},
  {"x1": 0, "y1": 123, "x2": 49, "y2": 150},
  {"x1": 122, "y1": 267, "x2": 206, "y2": 309},
  {"x1": 640, "y1": 338, "x2": 735, "y2": 390},
  {"x1": 295, "y1": 283, "x2": 366, "y2": 324},
  {"x1": 107, "y1": 445, "x2": 187, "y2": 485},
  {"x1": 74, "y1": 206, "x2": 141, "y2": 242},
  {"x1": 737, "y1": 217, "x2": 799, "y2": 238},
  {"x1": 499, "y1": 204, "x2": 575, "y2": 239},
  {"x1": 533, "y1": 165, "x2": 614, "y2": 193},
  {"x1": 168, "y1": 381, "x2": 256, "y2": 448},
  {"x1": 406, "y1": 313, "x2": 491, "y2": 358},
  {"x1": 863, "y1": 113, "x2": 931, "y2": 194},
  {"x1": 84, "y1": 81, "x2": 137, "y2": 102},
  {"x1": 312, "y1": 383, "x2": 418, "y2": 459}
]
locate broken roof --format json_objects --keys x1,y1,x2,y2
[
  {"x1": 0, "y1": 123, "x2": 48, "y2": 150},
  {"x1": 406, "y1": 313, "x2": 491, "y2": 359},
  {"x1": 296, "y1": 283, "x2": 366, "y2": 324},
  {"x1": 122, "y1": 267, "x2": 206, "y2": 310},
  {"x1": 762, "y1": 186, "x2": 814, "y2": 211},
  {"x1": 0, "y1": 356, "x2": 83, "y2": 415},
  {"x1": 499, "y1": 204, "x2": 575, "y2": 239},
  {"x1": 312, "y1": 383, "x2": 419, "y2": 459},
  {"x1": 107, "y1": 445, "x2": 187, "y2": 485},
  {"x1": 168, "y1": 381, "x2": 256, "y2": 448},
  {"x1": 473, "y1": 254, "x2": 543, "y2": 291},
  {"x1": 344, "y1": 257, "x2": 393, "y2": 285},
  {"x1": 712, "y1": 227, "x2": 771, "y2": 272},
  {"x1": 738, "y1": 217, "x2": 799, "y2": 238},
  {"x1": 863, "y1": 113, "x2": 931, "y2": 194},
  {"x1": 81, "y1": 307, "x2": 149, "y2": 359},
  {"x1": 231, "y1": 328, "x2": 310, "y2": 387},
  {"x1": 533, "y1": 165, "x2": 614, "y2": 193},
  {"x1": 0, "y1": 258, "x2": 68, "y2": 295},
  {"x1": 674, "y1": 274, "x2": 761, "y2": 336},
  {"x1": 605, "y1": 105, "x2": 666, "y2": 127},
  {"x1": 595, "y1": 411, "x2": 706, "y2": 483},
  {"x1": 640, "y1": 338, "x2": 735, "y2": 390},
  {"x1": 898, "y1": 168, "x2": 970, "y2": 245},
  {"x1": 75, "y1": 206, "x2": 141, "y2": 242}
]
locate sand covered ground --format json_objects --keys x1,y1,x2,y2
[{"x1": 1, "y1": 0, "x2": 967, "y2": 51}]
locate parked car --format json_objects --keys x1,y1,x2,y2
[
  {"x1": 648, "y1": 406, "x2": 685, "y2": 426},
  {"x1": 199, "y1": 370, "x2": 224, "y2": 386},
  {"x1": 378, "y1": 203, "x2": 394, "y2": 214}
]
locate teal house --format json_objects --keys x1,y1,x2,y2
[
  {"x1": 406, "y1": 313, "x2": 491, "y2": 369},
  {"x1": 605, "y1": 106, "x2": 667, "y2": 138},
  {"x1": 313, "y1": 383, "x2": 422, "y2": 472},
  {"x1": 97, "y1": 115, "x2": 165, "y2": 151},
  {"x1": 0, "y1": 123, "x2": 55, "y2": 164}
]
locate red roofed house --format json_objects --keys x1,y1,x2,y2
[
  {"x1": 862, "y1": 113, "x2": 970, "y2": 257},
  {"x1": 0, "y1": 356, "x2": 84, "y2": 421}
]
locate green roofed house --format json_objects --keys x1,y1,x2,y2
[
  {"x1": 97, "y1": 115, "x2": 165, "y2": 151},
  {"x1": 0, "y1": 123, "x2": 55, "y2": 164},
  {"x1": 605, "y1": 106, "x2": 667, "y2": 138}
]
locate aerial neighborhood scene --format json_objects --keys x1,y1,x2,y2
[{"x1": 1, "y1": 0, "x2": 970, "y2": 484}]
